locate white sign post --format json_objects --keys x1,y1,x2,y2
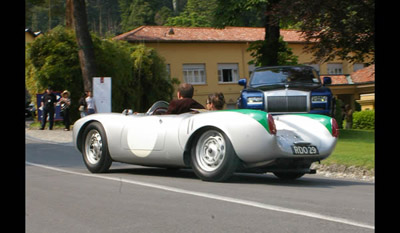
[{"x1": 93, "y1": 77, "x2": 112, "y2": 113}]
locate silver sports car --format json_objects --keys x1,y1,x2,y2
[{"x1": 73, "y1": 101, "x2": 339, "y2": 181}]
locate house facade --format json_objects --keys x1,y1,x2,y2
[{"x1": 114, "y1": 26, "x2": 374, "y2": 109}]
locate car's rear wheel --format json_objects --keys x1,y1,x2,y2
[
  {"x1": 82, "y1": 122, "x2": 112, "y2": 173},
  {"x1": 190, "y1": 128, "x2": 239, "y2": 182}
]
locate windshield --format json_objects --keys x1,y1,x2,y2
[{"x1": 249, "y1": 67, "x2": 320, "y2": 87}]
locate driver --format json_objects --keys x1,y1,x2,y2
[{"x1": 166, "y1": 83, "x2": 205, "y2": 114}]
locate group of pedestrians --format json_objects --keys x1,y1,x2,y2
[{"x1": 40, "y1": 87, "x2": 96, "y2": 131}]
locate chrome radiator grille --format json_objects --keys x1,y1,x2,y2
[{"x1": 266, "y1": 96, "x2": 308, "y2": 112}]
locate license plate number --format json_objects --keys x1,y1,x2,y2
[{"x1": 291, "y1": 145, "x2": 319, "y2": 155}]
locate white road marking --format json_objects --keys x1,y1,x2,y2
[{"x1": 26, "y1": 161, "x2": 374, "y2": 230}]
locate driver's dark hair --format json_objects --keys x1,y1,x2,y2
[{"x1": 178, "y1": 83, "x2": 194, "y2": 98}]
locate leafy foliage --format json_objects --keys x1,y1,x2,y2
[
  {"x1": 213, "y1": 0, "x2": 266, "y2": 28},
  {"x1": 120, "y1": 0, "x2": 154, "y2": 32},
  {"x1": 165, "y1": 0, "x2": 217, "y2": 27},
  {"x1": 129, "y1": 44, "x2": 176, "y2": 112},
  {"x1": 26, "y1": 26, "x2": 174, "y2": 121},
  {"x1": 247, "y1": 37, "x2": 298, "y2": 66},
  {"x1": 26, "y1": 26, "x2": 83, "y2": 122},
  {"x1": 277, "y1": 0, "x2": 375, "y2": 63},
  {"x1": 353, "y1": 110, "x2": 375, "y2": 130}
]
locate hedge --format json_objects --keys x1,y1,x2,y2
[{"x1": 353, "y1": 110, "x2": 375, "y2": 130}]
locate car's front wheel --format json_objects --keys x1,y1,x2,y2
[
  {"x1": 190, "y1": 128, "x2": 239, "y2": 182},
  {"x1": 82, "y1": 122, "x2": 112, "y2": 173}
]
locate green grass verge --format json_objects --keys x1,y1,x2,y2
[{"x1": 322, "y1": 129, "x2": 375, "y2": 170}]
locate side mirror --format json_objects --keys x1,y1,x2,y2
[
  {"x1": 238, "y1": 78, "x2": 247, "y2": 88},
  {"x1": 122, "y1": 109, "x2": 133, "y2": 115},
  {"x1": 323, "y1": 77, "x2": 332, "y2": 85}
]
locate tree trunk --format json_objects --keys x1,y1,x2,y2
[
  {"x1": 72, "y1": 0, "x2": 97, "y2": 92},
  {"x1": 172, "y1": 0, "x2": 178, "y2": 14},
  {"x1": 263, "y1": 15, "x2": 280, "y2": 66},
  {"x1": 65, "y1": 0, "x2": 74, "y2": 29},
  {"x1": 260, "y1": 0, "x2": 280, "y2": 66}
]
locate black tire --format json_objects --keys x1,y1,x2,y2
[
  {"x1": 190, "y1": 128, "x2": 239, "y2": 182},
  {"x1": 81, "y1": 122, "x2": 112, "y2": 173},
  {"x1": 273, "y1": 172, "x2": 305, "y2": 180}
]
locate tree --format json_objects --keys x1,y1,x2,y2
[
  {"x1": 154, "y1": 6, "x2": 173, "y2": 25},
  {"x1": 247, "y1": 37, "x2": 298, "y2": 66},
  {"x1": 26, "y1": 26, "x2": 84, "y2": 121},
  {"x1": 130, "y1": 44, "x2": 175, "y2": 112},
  {"x1": 26, "y1": 26, "x2": 175, "y2": 121},
  {"x1": 165, "y1": 0, "x2": 217, "y2": 27},
  {"x1": 214, "y1": 0, "x2": 284, "y2": 66},
  {"x1": 26, "y1": 0, "x2": 66, "y2": 33},
  {"x1": 214, "y1": 0, "x2": 374, "y2": 65},
  {"x1": 86, "y1": 0, "x2": 122, "y2": 37},
  {"x1": 72, "y1": 0, "x2": 97, "y2": 91},
  {"x1": 120, "y1": 0, "x2": 154, "y2": 32},
  {"x1": 277, "y1": 0, "x2": 375, "y2": 63}
]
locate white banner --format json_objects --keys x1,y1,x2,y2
[{"x1": 93, "y1": 77, "x2": 112, "y2": 113}]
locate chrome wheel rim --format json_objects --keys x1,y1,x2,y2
[
  {"x1": 85, "y1": 129, "x2": 103, "y2": 165},
  {"x1": 195, "y1": 130, "x2": 226, "y2": 172}
]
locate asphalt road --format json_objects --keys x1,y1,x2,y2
[{"x1": 26, "y1": 137, "x2": 374, "y2": 233}]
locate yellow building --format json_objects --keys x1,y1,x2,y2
[{"x1": 114, "y1": 26, "x2": 374, "y2": 109}]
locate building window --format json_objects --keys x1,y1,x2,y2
[
  {"x1": 327, "y1": 63, "x2": 343, "y2": 74},
  {"x1": 218, "y1": 63, "x2": 239, "y2": 83},
  {"x1": 353, "y1": 63, "x2": 365, "y2": 72},
  {"x1": 183, "y1": 64, "x2": 206, "y2": 84}
]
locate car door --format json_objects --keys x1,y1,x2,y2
[{"x1": 120, "y1": 115, "x2": 166, "y2": 158}]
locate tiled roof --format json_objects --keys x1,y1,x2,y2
[
  {"x1": 321, "y1": 65, "x2": 375, "y2": 85},
  {"x1": 350, "y1": 64, "x2": 375, "y2": 84},
  {"x1": 323, "y1": 75, "x2": 349, "y2": 85},
  {"x1": 113, "y1": 26, "x2": 307, "y2": 43}
]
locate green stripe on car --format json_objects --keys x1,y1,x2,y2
[{"x1": 223, "y1": 109, "x2": 271, "y2": 133}]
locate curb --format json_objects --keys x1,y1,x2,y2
[{"x1": 311, "y1": 163, "x2": 374, "y2": 182}]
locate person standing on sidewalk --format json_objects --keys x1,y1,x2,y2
[
  {"x1": 59, "y1": 90, "x2": 71, "y2": 131},
  {"x1": 78, "y1": 92, "x2": 87, "y2": 118},
  {"x1": 344, "y1": 104, "x2": 353, "y2": 129},
  {"x1": 85, "y1": 91, "x2": 97, "y2": 115},
  {"x1": 40, "y1": 86, "x2": 57, "y2": 130}
]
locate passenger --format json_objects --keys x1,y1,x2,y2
[
  {"x1": 166, "y1": 83, "x2": 205, "y2": 114},
  {"x1": 206, "y1": 92, "x2": 225, "y2": 110}
]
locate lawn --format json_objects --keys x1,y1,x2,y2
[{"x1": 322, "y1": 129, "x2": 375, "y2": 170}]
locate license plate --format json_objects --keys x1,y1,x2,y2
[{"x1": 291, "y1": 145, "x2": 319, "y2": 155}]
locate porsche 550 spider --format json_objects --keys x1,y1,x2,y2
[{"x1": 73, "y1": 101, "x2": 338, "y2": 181}]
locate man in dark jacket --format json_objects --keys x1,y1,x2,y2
[
  {"x1": 166, "y1": 83, "x2": 204, "y2": 114},
  {"x1": 40, "y1": 86, "x2": 57, "y2": 130}
]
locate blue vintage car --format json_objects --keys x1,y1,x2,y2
[{"x1": 238, "y1": 66, "x2": 335, "y2": 116}]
